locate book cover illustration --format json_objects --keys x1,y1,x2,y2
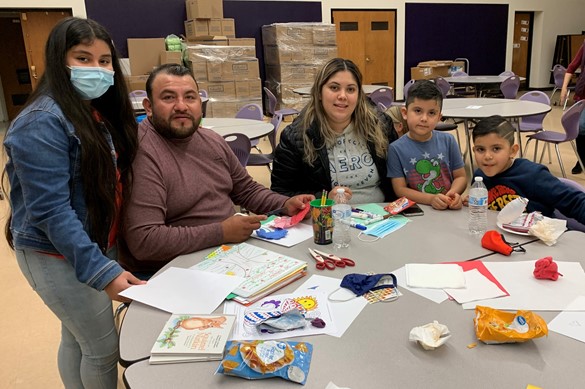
[
  {"x1": 192, "y1": 243, "x2": 307, "y2": 298},
  {"x1": 151, "y1": 314, "x2": 235, "y2": 356}
]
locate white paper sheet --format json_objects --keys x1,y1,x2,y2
[
  {"x1": 405, "y1": 263, "x2": 466, "y2": 289},
  {"x1": 293, "y1": 274, "x2": 368, "y2": 337},
  {"x1": 444, "y1": 268, "x2": 508, "y2": 304},
  {"x1": 392, "y1": 266, "x2": 448, "y2": 304},
  {"x1": 224, "y1": 291, "x2": 336, "y2": 341},
  {"x1": 251, "y1": 223, "x2": 314, "y2": 247},
  {"x1": 548, "y1": 296, "x2": 585, "y2": 343},
  {"x1": 462, "y1": 261, "x2": 585, "y2": 311},
  {"x1": 119, "y1": 267, "x2": 245, "y2": 314}
]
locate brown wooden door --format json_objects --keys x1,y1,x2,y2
[
  {"x1": 20, "y1": 10, "x2": 71, "y2": 90},
  {"x1": 512, "y1": 12, "x2": 532, "y2": 81},
  {"x1": 332, "y1": 10, "x2": 396, "y2": 89}
]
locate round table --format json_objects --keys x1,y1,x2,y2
[
  {"x1": 442, "y1": 98, "x2": 551, "y2": 171},
  {"x1": 201, "y1": 117, "x2": 273, "y2": 140},
  {"x1": 118, "y1": 203, "x2": 585, "y2": 388},
  {"x1": 292, "y1": 84, "x2": 386, "y2": 95},
  {"x1": 443, "y1": 75, "x2": 526, "y2": 97}
]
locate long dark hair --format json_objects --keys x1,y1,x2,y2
[
  {"x1": 4, "y1": 17, "x2": 138, "y2": 251},
  {"x1": 300, "y1": 58, "x2": 387, "y2": 165}
]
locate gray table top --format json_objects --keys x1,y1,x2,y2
[
  {"x1": 443, "y1": 75, "x2": 526, "y2": 84},
  {"x1": 201, "y1": 117, "x2": 273, "y2": 139},
  {"x1": 120, "y1": 206, "x2": 584, "y2": 388},
  {"x1": 442, "y1": 98, "x2": 551, "y2": 120}
]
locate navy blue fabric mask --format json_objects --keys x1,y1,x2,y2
[{"x1": 329, "y1": 273, "x2": 397, "y2": 301}]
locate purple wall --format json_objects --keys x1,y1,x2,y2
[
  {"x1": 405, "y1": 3, "x2": 508, "y2": 81},
  {"x1": 85, "y1": 0, "x2": 322, "y2": 60}
]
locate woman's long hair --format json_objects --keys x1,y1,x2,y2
[
  {"x1": 300, "y1": 58, "x2": 387, "y2": 165},
  {"x1": 4, "y1": 17, "x2": 138, "y2": 250}
]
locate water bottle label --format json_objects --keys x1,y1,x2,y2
[{"x1": 469, "y1": 196, "x2": 488, "y2": 206}]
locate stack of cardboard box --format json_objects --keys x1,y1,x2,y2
[
  {"x1": 183, "y1": 0, "x2": 261, "y2": 117},
  {"x1": 410, "y1": 60, "x2": 466, "y2": 80},
  {"x1": 185, "y1": 43, "x2": 261, "y2": 117},
  {"x1": 262, "y1": 23, "x2": 337, "y2": 112}
]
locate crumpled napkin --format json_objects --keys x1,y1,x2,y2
[
  {"x1": 409, "y1": 320, "x2": 451, "y2": 350},
  {"x1": 529, "y1": 218, "x2": 567, "y2": 246}
]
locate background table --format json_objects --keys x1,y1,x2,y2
[
  {"x1": 293, "y1": 84, "x2": 386, "y2": 96},
  {"x1": 441, "y1": 98, "x2": 551, "y2": 170},
  {"x1": 201, "y1": 117, "x2": 273, "y2": 140},
  {"x1": 443, "y1": 75, "x2": 526, "y2": 97},
  {"x1": 120, "y1": 205, "x2": 584, "y2": 388}
]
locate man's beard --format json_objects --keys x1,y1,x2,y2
[{"x1": 152, "y1": 113, "x2": 200, "y2": 139}]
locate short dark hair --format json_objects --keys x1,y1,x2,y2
[
  {"x1": 472, "y1": 115, "x2": 516, "y2": 145},
  {"x1": 405, "y1": 79, "x2": 443, "y2": 109},
  {"x1": 146, "y1": 64, "x2": 197, "y2": 100}
]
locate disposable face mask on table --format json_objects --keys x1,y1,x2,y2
[
  {"x1": 358, "y1": 217, "x2": 409, "y2": 241},
  {"x1": 69, "y1": 66, "x2": 114, "y2": 100}
]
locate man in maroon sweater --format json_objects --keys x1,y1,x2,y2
[{"x1": 120, "y1": 64, "x2": 313, "y2": 274}]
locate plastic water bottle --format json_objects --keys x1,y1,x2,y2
[
  {"x1": 468, "y1": 176, "x2": 488, "y2": 236},
  {"x1": 332, "y1": 188, "x2": 351, "y2": 249}
]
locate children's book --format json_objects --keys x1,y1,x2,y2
[
  {"x1": 191, "y1": 242, "x2": 308, "y2": 299},
  {"x1": 149, "y1": 314, "x2": 235, "y2": 364}
]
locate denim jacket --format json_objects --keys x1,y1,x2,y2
[{"x1": 4, "y1": 94, "x2": 124, "y2": 291}]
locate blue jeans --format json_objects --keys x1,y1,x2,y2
[{"x1": 15, "y1": 248, "x2": 119, "y2": 389}]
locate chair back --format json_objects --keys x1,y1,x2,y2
[
  {"x1": 434, "y1": 77, "x2": 451, "y2": 98},
  {"x1": 451, "y1": 71, "x2": 468, "y2": 77},
  {"x1": 235, "y1": 103, "x2": 263, "y2": 120},
  {"x1": 499, "y1": 76, "x2": 520, "y2": 99},
  {"x1": 518, "y1": 91, "x2": 550, "y2": 132},
  {"x1": 369, "y1": 87, "x2": 394, "y2": 107},
  {"x1": 267, "y1": 113, "x2": 283, "y2": 151},
  {"x1": 403, "y1": 79, "x2": 416, "y2": 100},
  {"x1": 552, "y1": 64, "x2": 566, "y2": 88},
  {"x1": 376, "y1": 102, "x2": 387, "y2": 112},
  {"x1": 223, "y1": 133, "x2": 251, "y2": 166},
  {"x1": 263, "y1": 87, "x2": 278, "y2": 116},
  {"x1": 129, "y1": 90, "x2": 147, "y2": 105},
  {"x1": 561, "y1": 100, "x2": 585, "y2": 141},
  {"x1": 499, "y1": 71, "x2": 515, "y2": 77},
  {"x1": 199, "y1": 89, "x2": 208, "y2": 98},
  {"x1": 553, "y1": 178, "x2": 585, "y2": 232}
]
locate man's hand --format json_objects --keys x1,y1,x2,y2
[
  {"x1": 283, "y1": 194, "x2": 315, "y2": 217},
  {"x1": 104, "y1": 271, "x2": 147, "y2": 303},
  {"x1": 221, "y1": 214, "x2": 267, "y2": 243}
]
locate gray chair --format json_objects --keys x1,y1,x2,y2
[
  {"x1": 550, "y1": 64, "x2": 573, "y2": 109},
  {"x1": 199, "y1": 89, "x2": 208, "y2": 118},
  {"x1": 499, "y1": 76, "x2": 520, "y2": 99},
  {"x1": 369, "y1": 87, "x2": 394, "y2": 109},
  {"x1": 235, "y1": 103, "x2": 263, "y2": 151},
  {"x1": 247, "y1": 113, "x2": 283, "y2": 172},
  {"x1": 518, "y1": 91, "x2": 551, "y2": 159},
  {"x1": 263, "y1": 87, "x2": 299, "y2": 120},
  {"x1": 223, "y1": 133, "x2": 252, "y2": 167},
  {"x1": 552, "y1": 178, "x2": 585, "y2": 232},
  {"x1": 525, "y1": 100, "x2": 585, "y2": 178},
  {"x1": 434, "y1": 77, "x2": 451, "y2": 98}
]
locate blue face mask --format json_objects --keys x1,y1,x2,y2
[
  {"x1": 69, "y1": 66, "x2": 115, "y2": 100},
  {"x1": 358, "y1": 218, "x2": 409, "y2": 241},
  {"x1": 329, "y1": 273, "x2": 398, "y2": 302}
]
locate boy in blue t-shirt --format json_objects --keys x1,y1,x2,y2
[{"x1": 386, "y1": 80, "x2": 467, "y2": 210}]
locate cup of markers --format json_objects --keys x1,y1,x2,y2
[{"x1": 310, "y1": 194, "x2": 334, "y2": 245}]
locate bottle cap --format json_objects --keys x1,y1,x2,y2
[
  {"x1": 337, "y1": 188, "x2": 345, "y2": 194},
  {"x1": 474, "y1": 176, "x2": 483, "y2": 182}
]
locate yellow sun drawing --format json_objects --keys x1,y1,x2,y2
[{"x1": 294, "y1": 296, "x2": 318, "y2": 311}]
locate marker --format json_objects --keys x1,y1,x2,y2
[
  {"x1": 341, "y1": 219, "x2": 367, "y2": 230},
  {"x1": 351, "y1": 208, "x2": 380, "y2": 219},
  {"x1": 362, "y1": 216, "x2": 384, "y2": 225}
]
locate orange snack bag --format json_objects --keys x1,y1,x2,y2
[{"x1": 474, "y1": 306, "x2": 548, "y2": 344}]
